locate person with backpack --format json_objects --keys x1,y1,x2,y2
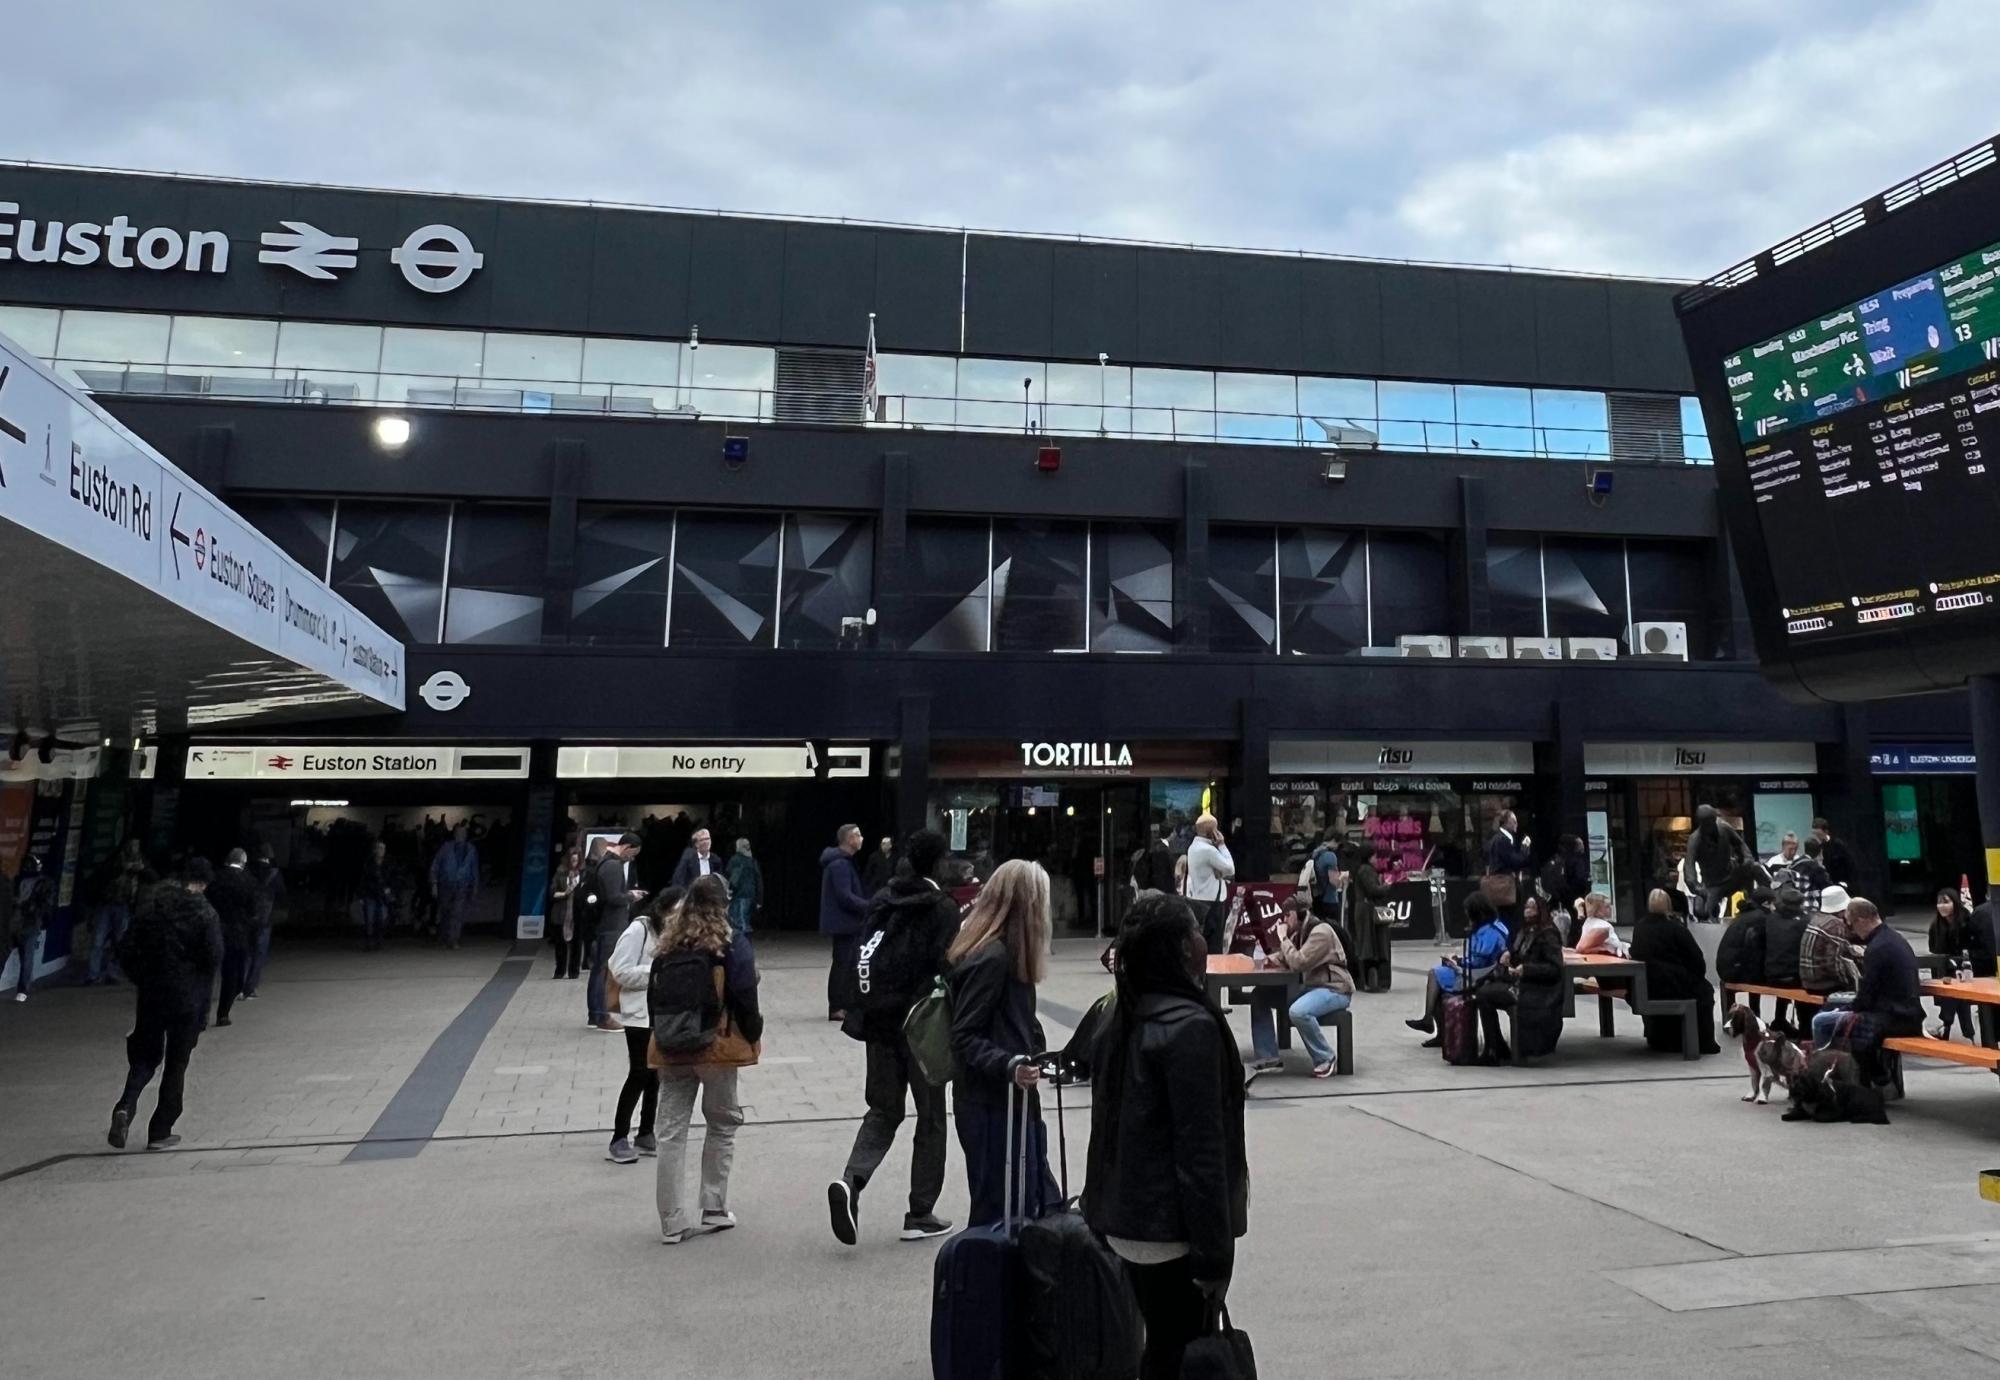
[
  {"x1": 1306, "y1": 828, "x2": 1345, "y2": 925},
  {"x1": 1083, "y1": 892, "x2": 1249, "y2": 1380},
  {"x1": 827, "y1": 829, "x2": 962, "y2": 1247},
  {"x1": 7, "y1": 854, "x2": 53, "y2": 1000},
  {"x1": 819, "y1": 824, "x2": 871, "y2": 1022},
  {"x1": 1340, "y1": 839, "x2": 1394, "y2": 993},
  {"x1": 603, "y1": 887, "x2": 683, "y2": 1165},
  {"x1": 947, "y1": 858, "x2": 1062, "y2": 1228},
  {"x1": 648, "y1": 875, "x2": 761, "y2": 1244}
]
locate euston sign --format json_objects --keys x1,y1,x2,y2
[
  {"x1": 0, "y1": 200, "x2": 483, "y2": 295},
  {"x1": 186, "y1": 744, "x2": 530, "y2": 781}
]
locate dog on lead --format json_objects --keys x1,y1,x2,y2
[{"x1": 1722, "y1": 1004, "x2": 1807, "y2": 1104}]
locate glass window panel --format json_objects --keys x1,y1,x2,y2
[
  {"x1": 993, "y1": 519, "x2": 1087, "y2": 652},
  {"x1": 878, "y1": 353, "x2": 958, "y2": 427},
  {"x1": 1091, "y1": 523, "x2": 1174, "y2": 652},
  {"x1": 685, "y1": 344, "x2": 775, "y2": 421},
  {"x1": 779, "y1": 513, "x2": 875, "y2": 649},
  {"x1": 378, "y1": 375, "x2": 459, "y2": 407},
  {"x1": 1533, "y1": 389, "x2": 1610, "y2": 459},
  {"x1": 231, "y1": 497, "x2": 333, "y2": 578},
  {"x1": 1368, "y1": 530, "x2": 1452, "y2": 642},
  {"x1": 1454, "y1": 385, "x2": 1534, "y2": 456},
  {"x1": 444, "y1": 504, "x2": 549, "y2": 645},
  {"x1": 957, "y1": 358, "x2": 1045, "y2": 402},
  {"x1": 1378, "y1": 380, "x2": 1454, "y2": 424},
  {"x1": 1217, "y1": 372, "x2": 1299, "y2": 445},
  {"x1": 1131, "y1": 368, "x2": 1215, "y2": 438},
  {"x1": 276, "y1": 321, "x2": 382, "y2": 373},
  {"x1": 1376, "y1": 419, "x2": 1431, "y2": 452},
  {"x1": 55, "y1": 310, "x2": 170, "y2": 364},
  {"x1": 167, "y1": 316, "x2": 278, "y2": 369},
  {"x1": 1298, "y1": 377, "x2": 1379, "y2": 434},
  {"x1": 1279, "y1": 527, "x2": 1367, "y2": 654},
  {"x1": 1458, "y1": 422, "x2": 1537, "y2": 457},
  {"x1": 1218, "y1": 412, "x2": 1303, "y2": 445},
  {"x1": 297, "y1": 370, "x2": 378, "y2": 404},
  {"x1": 329, "y1": 501, "x2": 451, "y2": 645},
  {"x1": 1543, "y1": 536, "x2": 1627, "y2": 641},
  {"x1": 1043, "y1": 404, "x2": 1126, "y2": 437},
  {"x1": 669, "y1": 511, "x2": 780, "y2": 649},
  {"x1": 1206, "y1": 526, "x2": 1277, "y2": 654},
  {"x1": 1487, "y1": 534, "x2": 1546, "y2": 636},
  {"x1": 1047, "y1": 362, "x2": 1131, "y2": 406},
  {"x1": 1627, "y1": 539, "x2": 1712, "y2": 658},
  {"x1": 480, "y1": 333, "x2": 583, "y2": 384},
  {"x1": 581, "y1": 337, "x2": 679, "y2": 386},
  {"x1": 381, "y1": 326, "x2": 484, "y2": 378},
  {"x1": 1680, "y1": 397, "x2": 1713, "y2": 462},
  {"x1": 956, "y1": 399, "x2": 1030, "y2": 433},
  {"x1": 0, "y1": 305, "x2": 61, "y2": 357},
  {"x1": 570, "y1": 506, "x2": 674, "y2": 645},
  {"x1": 894, "y1": 518, "x2": 991, "y2": 651}
]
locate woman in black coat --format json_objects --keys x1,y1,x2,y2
[
  {"x1": 1714, "y1": 886, "x2": 1771, "y2": 1010},
  {"x1": 1473, "y1": 897, "x2": 1566, "y2": 1064},
  {"x1": 1927, "y1": 888, "x2": 1982, "y2": 1039},
  {"x1": 1630, "y1": 889, "x2": 1721, "y2": 1055},
  {"x1": 1085, "y1": 894, "x2": 1248, "y2": 1380},
  {"x1": 1341, "y1": 840, "x2": 1394, "y2": 994}
]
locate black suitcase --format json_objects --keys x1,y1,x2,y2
[{"x1": 931, "y1": 1084, "x2": 1032, "y2": 1380}]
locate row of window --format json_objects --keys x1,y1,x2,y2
[
  {"x1": 234, "y1": 497, "x2": 1715, "y2": 656},
  {"x1": 0, "y1": 303, "x2": 1710, "y2": 460}
]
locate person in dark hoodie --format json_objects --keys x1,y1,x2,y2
[
  {"x1": 109, "y1": 860, "x2": 224, "y2": 1151},
  {"x1": 242, "y1": 844, "x2": 286, "y2": 999},
  {"x1": 1686, "y1": 805, "x2": 1751, "y2": 921},
  {"x1": 1760, "y1": 885, "x2": 1810, "y2": 1027},
  {"x1": 827, "y1": 829, "x2": 962, "y2": 1247},
  {"x1": 1715, "y1": 880, "x2": 1773, "y2": 1015},
  {"x1": 818, "y1": 824, "x2": 870, "y2": 1022},
  {"x1": 1084, "y1": 893, "x2": 1249, "y2": 1380},
  {"x1": 208, "y1": 848, "x2": 260, "y2": 1027}
]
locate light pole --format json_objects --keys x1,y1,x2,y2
[
  {"x1": 1022, "y1": 376, "x2": 1034, "y2": 435},
  {"x1": 1097, "y1": 352, "x2": 1108, "y2": 436}
]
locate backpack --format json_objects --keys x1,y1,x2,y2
[
  {"x1": 903, "y1": 975, "x2": 956, "y2": 1085},
  {"x1": 1296, "y1": 855, "x2": 1317, "y2": 893},
  {"x1": 648, "y1": 950, "x2": 724, "y2": 1055},
  {"x1": 853, "y1": 904, "x2": 927, "y2": 1014}
]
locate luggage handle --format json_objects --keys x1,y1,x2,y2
[{"x1": 1003, "y1": 1073, "x2": 1035, "y2": 1229}]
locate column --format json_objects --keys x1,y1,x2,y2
[
  {"x1": 1177, "y1": 454, "x2": 1211, "y2": 652},
  {"x1": 897, "y1": 693, "x2": 931, "y2": 844},
  {"x1": 1971, "y1": 677, "x2": 2000, "y2": 896},
  {"x1": 1234, "y1": 697, "x2": 1270, "y2": 882}
]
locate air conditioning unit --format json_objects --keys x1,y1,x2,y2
[
  {"x1": 1511, "y1": 637, "x2": 1562, "y2": 661},
  {"x1": 1627, "y1": 621, "x2": 1690, "y2": 660},
  {"x1": 1396, "y1": 635, "x2": 1453, "y2": 658},
  {"x1": 1565, "y1": 637, "x2": 1620, "y2": 661},
  {"x1": 1456, "y1": 636, "x2": 1509, "y2": 660}
]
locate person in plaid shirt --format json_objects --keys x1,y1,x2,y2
[{"x1": 1798, "y1": 885, "x2": 1860, "y2": 997}]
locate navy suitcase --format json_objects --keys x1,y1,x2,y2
[{"x1": 930, "y1": 1085, "x2": 1033, "y2": 1380}]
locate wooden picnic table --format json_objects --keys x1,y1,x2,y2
[
  {"x1": 1920, "y1": 975, "x2": 2000, "y2": 1047},
  {"x1": 1203, "y1": 955, "x2": 1355, "y2": 1072}
]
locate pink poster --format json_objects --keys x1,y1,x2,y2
[{"x1": 0, "y1": 785, "x2": 31, "y2": 877}]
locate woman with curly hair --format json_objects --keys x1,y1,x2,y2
[{"x1": 649, "y1": 874, "x2": 762, "y2": 1243}]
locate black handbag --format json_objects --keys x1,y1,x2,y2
[{"x1": 1182, "y1": 1302, "x2": 1256, "y2": 1379}]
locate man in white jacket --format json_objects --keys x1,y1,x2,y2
[{"x1": 1185, "y1": 813, "x2": 1236, "y2": 954}]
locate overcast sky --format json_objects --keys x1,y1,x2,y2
[{"x1": 9, "y1": 2, "x2": 1996, "y2": 280}]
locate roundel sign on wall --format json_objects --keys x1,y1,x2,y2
[{"x1": 418, "y1": 670, "x2": 471, "y2": 712}]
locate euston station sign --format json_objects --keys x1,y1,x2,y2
[{"x1": 185, "y1": 744, "x2": 530, "y2": 781}]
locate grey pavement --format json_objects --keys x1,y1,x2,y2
[{"x1": 6, "y1": 931, "x2": 2000, "y2": 1377}]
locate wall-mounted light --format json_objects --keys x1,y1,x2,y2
[
  {"x1": 1586, "y1": 465, "x2": 1614, "y2": 506},
  {"x1": 1320, "y1": 451, "x2": 1348, "y2": 484},
  {"x1": 372, "y1": 415, "x2": 412, "y2": 450}
]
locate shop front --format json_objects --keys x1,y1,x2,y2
[
  {"x1": 1869, "y1": 742, "x2": 1983, "y2": 909},
  {"x1": 1583, "y1": 740, "x2": 1819, "y2": 921},
  {"x1": 179, "y1": 742, "x2": 533, "y2": 936},
  {"x1": 926, "y1": 739, "x2": 1231, "y2": 936},
  {"x1": 557, "y1": 742, "x2": 878, "y2": 932},
  {"x1": 1267, "y1": 739, "x2": 1534, "y2": 939}
]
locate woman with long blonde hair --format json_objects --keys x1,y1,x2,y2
[
  {"x1": 946, "y1": 859, "x2": 1060, "y2": 1225},
  {"x1": 647, "y1": 874, "x2": 762, "y2": 1243}
]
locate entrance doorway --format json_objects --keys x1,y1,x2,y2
[{"x1": 986, "y1": 782, "x2": 1147, "y2": 937}]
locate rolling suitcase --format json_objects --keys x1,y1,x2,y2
[
  {"x1": 931, "y1": 1084, "x2": 1032, "y2": 1380},
  {"x1": 1440, "y1": 932, "x2": 1480, "y2": 1067}
]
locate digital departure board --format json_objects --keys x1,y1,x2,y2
[{"x1": 1678, "y1": 132, "x2": 2000, "y2": 701}]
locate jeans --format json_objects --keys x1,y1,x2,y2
[
  {"x1": 88, "y1": 904, "x2": 130, "y2": 982},
  {"x1": 614, "y1": 1026, "x2": 659, "y2": 1142},
  {"x1": 361, "y1": 897, "x2": 389, "y2": 948},
  {"x1": 656, "y1": 1066, "x2": 743, "y2": 1236},
  {"x1": 1127, "y1": 1256, "x2": 1207, "y2": 1380},
  {"x1": 437, "y1": 888, "x2": 473, "y2": 944},
  {"x1": 1249, "y1": 986, "x2": 1350, "y2": 1066},
  {"x1": 585, "y1": 933, "x2": 609, "y2": 1023},
  {"x1": 728, "y1": 894, "x2": 754, "y2": 936},
  {"x1": 955, "y1": 1093, "x2": 1061, "y2": 1228},
  {"x1": 841, "y1": 1035, "x2": 948, "y2": 1216},
  {"x1": 1199, "y1": 900, "x2": 1229, "y2": 955},
  {"x1": 118, "y1": 1003, "x2": 203, "y2": 1142},
  {"x1": 216, "y1": 945, "x2": 248, "y2": 1021},
  {"x1": 244, "y1": 924, "x2": 272, "y2": 994},
  {"x1": 10, "y1": 930, "x2": 39, "y2": 993}
]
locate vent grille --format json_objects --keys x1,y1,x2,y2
[
  {"x1": 774, "y1": 346, "x2": 866, "y2": 425},
  {"x1": 1607, "y1": 392, "x2": 1683, "y2": 462}
]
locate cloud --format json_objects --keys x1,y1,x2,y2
[{"x1": 2, "y1": 1, "x2": 1992, "y2": 279}]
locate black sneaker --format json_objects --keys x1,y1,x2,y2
[
  {"x1": 108, "y1": 1106, "x2": 131, "y2": 1149},
  {"x1": 900, "y1": 1212, "x2": 953, "y2": 1241},
  {"x1": 146, "y1": 1135, "x2": 181, "y2": 1152},
  {"x1": 216, "y1": 1017, "x2": 233, "y2": 1027},
  {"x1": 827, "y1": 1179, "x2": 859, "y2": 1246}
]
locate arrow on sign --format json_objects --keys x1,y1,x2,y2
[
  {"x1": 0, "y1": 364, "x2": 23, "y2": 487},
  {"x1": 169, "y1": 493, "x2": 192, "y2": 577}
]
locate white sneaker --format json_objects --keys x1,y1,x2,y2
[
  {"x1": 697, "y1": 1210, "x2": 737, "y2": 1234},
  {"x1": 1926, "y1": 1020, "x2": 1948, "y2": 1041},
  {"x1": 12, "y1": 992, "x2": 24, "y2": 1003}
]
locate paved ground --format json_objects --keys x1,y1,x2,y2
[{"x1": 6, "y1": 928, "x2": 2000, "y2": 1378}]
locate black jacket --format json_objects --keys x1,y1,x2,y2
[
  {"x1": 1716, "y1": 905, "x2": 1769, "y2": 985},
  {"x1": 208, "y1": 865, "x2": 260, "y2": 948},
  {"x1": 1688, "y1": 821, "x2": 1750, "y2": 889},
  {"x1": 1972, "y1": 902, "x2": 2000, "y2": 979},
  {"x1": 1479, "y1": 923, "x2": 1567, "y2": 1058},
  {"x1": 119, "y1": 883, "x2": 224, "y2": 1019},
  {"x1": 1820, "y1": 835, "x2": 1856, "y2": 887},
  {"x1": 1134, "y1": 840, "x2": 1175, "y2": 894},
  {"x1": 594, "y1": 854, "x2": 642, "y2": 941},
  {"x1": 1856, "y1": 924, "x2": 1924, "y2": 1035},
  {"x1": 669, "y1": 847, "x2": 720, "y2": 891},
  {"x1": 861, "y1": 850, "x2": 895, "y2": 896},
  {"x1": 1084, "y1": 991, "x2": 1248, "y2": 1282},
  {"x1": 1762, "y1": 901, "x2": 1809, "y2": 985},
  {"x1": 845, "y1": 876, "x2": 961, "y2": 1041},
  {"x1": 1484, "y1": 830, "x2": 1530, "y2": 877},
  {"x1": 948, "y1": 940, "x2": 1045, "y2": 1106}
]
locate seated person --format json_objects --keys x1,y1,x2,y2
[
  {"x1": 1715, "y1": 884, "x2": 1772, "y2": 1012},
  {"x1": 1572, "y1": 892, "x2": 1629, "y2": 956},
  {"x1": 1473, "y1": 897, "x2": 1566, "y2": 1064},
  {"x1": 1405, "y1": 893, "x2": 1510, "y2": 1048},
  {"x1": 1630, "y1": 888, "x2": 1722, "y2": 1056},
  {"x1": 1245, "y1": 893, "x2": 1353, "y2": 1080},
  {"x1": 1797, "y1": 884, "x2": 1860, "y2": 998},
  {"x1": 1760, "y1": 885, "x2": 1811, "y2": 1025},
  {"x1": 1811, "y1": 896, "x2": 1923, "y2": 1082}
]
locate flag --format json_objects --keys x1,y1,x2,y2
[{"x1": 862, "y1": 313, "x2": 878, "y2": 421}]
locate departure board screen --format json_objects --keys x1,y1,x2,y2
[{"x1": 1718, "y1": 236, "x2": 2000, "y2": 644}]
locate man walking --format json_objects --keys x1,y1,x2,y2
[
  {"x1": 591, "y1": 833, "x2": 646, "y2": 1032},
  {"x1": 430, "y1": 824, "x2": 480, "y2": 949},
  {"x1": 109, "y1": 859, "x2": 223, "y2": 1152},
  {"x1": 1185, "y1": 813, "x2": 1235, "y2": 953},
  {"x1": 670, "y1": 827, "x2": 719, "y2": 890},
  {"x1": 819, "y1": 824, "x2": 870, "y2": 1021},
  {"x1": 208, "y1": 849, "x2": 259, "y2": 1027},
  {"x1": 1812, "y1": 817, "x2": 1856, "y2": 889},
  {"x1": 828, "y1": 829, "x2": 961, "y2": 1246},
  {"x1": 242, "y1": 845, "x2": 286, "y2": 998},
  {"x1": 87, "y1": 839, "x2": 148, "y2": 985}
]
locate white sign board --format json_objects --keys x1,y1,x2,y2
[
  {"x1": 1583, "y1": 741, "x2": 1818, "y2": 776},
  {"x1": 558, "y1": 744, "x2": 820, "y2": 779},
  {"x1": 0, "y1": 334, "x2": 404, "y2": 708},
  {"x1": 185, "y1": 744, "x2": 529, "y2": 781},
  {"x1": 1270, "y1": 740, "x2": 1535, "y2": 776}
]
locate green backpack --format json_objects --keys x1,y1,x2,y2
[{"x1": 903, "y1": 975, "x2": 956, "y2": 1086}]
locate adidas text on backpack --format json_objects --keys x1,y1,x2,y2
[{"x1": 649, "y1": 950, "x2": 724, "y2": 1055}]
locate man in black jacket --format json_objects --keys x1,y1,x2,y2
[
  {"x1": 110, "y1": 861, "x2": 224, "y2": 1151},
  {"x1": 590, "y1": 834, "x2": 646, "y2": 1032},
  {"x1": 1686, "y1": 806, "x2": 1751, "y2": 921},
  {"x1": 208, "y1": 849, "x2": 260, "y2": 1027},
  {"x1": 1812, "y1": 817, "x2": 1857, "y2": 889},
  {"x1": 828, "y1": 829, "x2": 961, "y2": 1247},
  {"x1": 1809, "y1": 897, "x2": 1922, "y2": 1082}
]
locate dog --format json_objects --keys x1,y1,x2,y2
[
  {"x1": 1782, "y1": 1046, "x2": 1891, "y2": 1125},
  {"x1": 1722, "y1": 1004, "x2": 1806, "y2": 1105}
]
